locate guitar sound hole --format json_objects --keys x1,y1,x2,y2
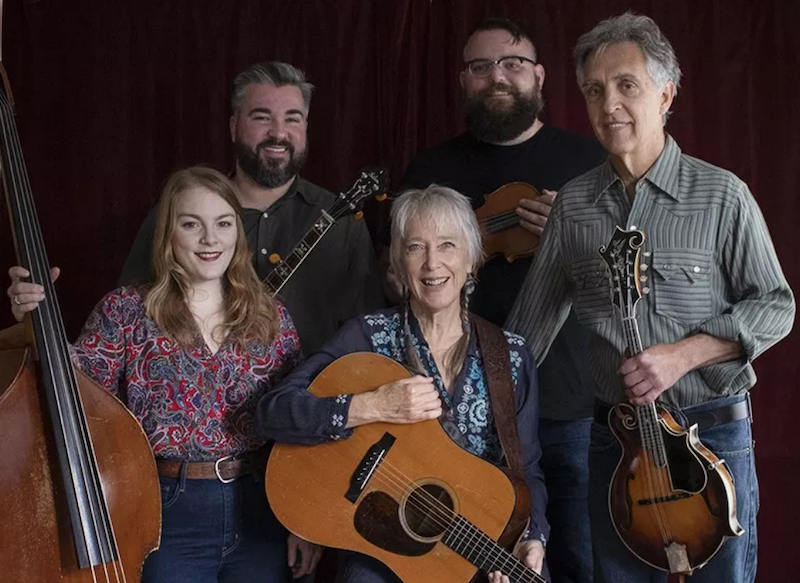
[{"x1": 401, "y1": 483, "x2": 456, "y2": 540}]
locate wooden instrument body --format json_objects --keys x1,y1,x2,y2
[
  {"x1": 266, "y1": 353, "x2": 531, "y2": 583},
  {"x1": 475, "y1": 182, "x2": 540, "y2": 262},
  {"x1": 0, "y1": 347, "x2": 161, "y2": 582},
  {"x1": 608, "y1": 403, "x2": 744, "y2": 573}
]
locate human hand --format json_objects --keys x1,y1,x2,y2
[
  {"x1": 487, "y1": 539, "x2": 545, "y2": 582},
  {"x1": 8, "y1": 265, "x2": 60, "y2": 322},
  {"x1": 516, "y1": 189, "x2": 556, "y2": 236},
  {"x1": 287, "y1": 533, "x2": 323, "y2": 579},
  {"x1": 348, "y1": 375, "x2": 442, "y2": 426},
  {"x1": 619, "y1": 343, "x2": 690, "y2": 405}
]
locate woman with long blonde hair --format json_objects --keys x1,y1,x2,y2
[{"x1": 8, "y1": 166, "x2": 321, "y2": 582}]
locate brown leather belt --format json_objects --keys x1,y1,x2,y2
[
  {"x1": 156, "y1": 451, "x2": 267, "y2": 483},
  {"x1": 594, "y1": 397, "x2": 750, "y2": 431}
]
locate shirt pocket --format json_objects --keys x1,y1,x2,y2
[
  {"x1": 571, "y1": 255, "x2": 614, "y2": 327},
  {"x1": 651, "y1": 247, "x2": 714, "y2": 326}
]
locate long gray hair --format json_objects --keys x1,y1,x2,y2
[{"x1": 390, "y1": 185, "x2": 485, "y2": 382}]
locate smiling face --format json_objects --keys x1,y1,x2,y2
[
  {"x1": 460, "y1": 28, "x2": 545, "y2": 143},
  {"x1": 170, "y1": 186, "x2": 238, "y2": 285},
  {"x1": 229, "y1": 83, "x2": 308, "y2": 188},
  {"x1": 399, "y1": 216, "x2": 472, "y2": 319},
  {"x1": 580, "y1": 42, "x2": 674, "y2": 173}
]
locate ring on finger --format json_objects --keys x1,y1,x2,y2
[{"x1": 13, "y1": 295, "x2": 21, "y2": 306}]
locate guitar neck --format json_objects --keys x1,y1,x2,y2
[
  {"x1": 264, "y1": 209, "x2": 336, "y2": 296},
  {"x1": 441, "y1": 516, "x2": 546, "y2": 583}
]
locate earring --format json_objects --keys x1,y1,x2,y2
[{"x1": 464, "y1": 273, "x2": 477, "y2": 296}]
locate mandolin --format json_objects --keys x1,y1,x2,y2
[
  {"x1": 266, "y1": 353, "x2": 546, "y2": 583},
  {"x1": 475, "y1": 182, "x2": 541, "y2": 263},
  {"x1": 598, "y1": 227, "x2": 744, "y2": 579},
  {"x1": 264, "y1": 167, "x2": 387, "y2": 296}
]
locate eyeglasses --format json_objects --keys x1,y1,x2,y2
[{"x1": 464, "y1": 56, "x2": 536, "y2": 78}]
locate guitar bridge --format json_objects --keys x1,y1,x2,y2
[{"x1": 345, "y1": 432, "x2": 395, "y2": 503}]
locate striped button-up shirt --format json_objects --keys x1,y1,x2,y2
[{"x1": 507, "y1": 135, "x2": 795, "y2": 408}]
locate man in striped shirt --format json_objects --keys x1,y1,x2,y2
[{"x1": 507, "y1": 13, "x2": 794, "y2": 583}]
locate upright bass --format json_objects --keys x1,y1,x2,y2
[{"x1": 0, "y1": 32, "x2": 161, "y2": 583}]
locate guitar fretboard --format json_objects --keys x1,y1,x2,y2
[
  {"x1": 441, "y1": 515, "x2": 545, "y2": 583},
  {"x1": 264, "y1": 210, "x2": 335, "y2": 295}
]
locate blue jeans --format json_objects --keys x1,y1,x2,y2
[
  {"x1": 539, "y1": 418, "x2": 593, "y2": 583},
  {"x1": 141, "y1": 466, "x2": 290, "y2": 583},
  {"x1": 588, "y1": 395, "x2": 759, "y2": 583},
  {"x1": 336, "y1": 551, "x2": 400, "y2": 583}
]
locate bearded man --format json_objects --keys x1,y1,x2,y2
[
  {"x1": 400, "y1": 18, "x2": 606, "y2": 583},
  {"x1": 120, "y1": 61, "x2": 384, "y2": 354}
]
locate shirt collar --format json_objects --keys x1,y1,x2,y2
[{"x1": 592, "y1": 133, "x2": 682, "y2": 203}]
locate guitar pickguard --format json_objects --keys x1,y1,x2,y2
[{"x1": 354, "y1": 492, "x2": 436, "y2": 556}]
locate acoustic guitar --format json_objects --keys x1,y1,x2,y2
[
  {"x1": 266, "y1": 353, "x2": 546, "y2": 583},
  {"x1": 475, "y1": 182, "x2": 541, "y2": 263},
  {"x1": 598, "y1": 227, "x2": 744, "y2": 580},
  {"x1": 264, "y1": 167, "x2": 387, "y2": 296}
]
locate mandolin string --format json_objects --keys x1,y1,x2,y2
[
  {"x1": 625, "y1": 317, "x2": 671, "y2": 547},
  {"x1": 1, "y1": 101, "x2": 123, "y2": 583},
  {"x1": 626, "y1": 320, "x2": 670, "y2": 546}
]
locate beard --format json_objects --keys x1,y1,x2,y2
[
  {"x1": 234, "y1": 137, "x2": 307, "y2": 188},
  {"x1": 463, "y1": 80, "x2": 544, "y2": 143}
]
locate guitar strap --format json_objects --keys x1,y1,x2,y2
[{"x1": 472, "y1": 315, "x2": 524, "y2": 475}]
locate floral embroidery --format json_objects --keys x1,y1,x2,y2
[
  {"x1": 335, "y1": 394, "x2": 348, "y2": 404},
  {"x1": 360, "y1": 307, "x2": 526, "y2": 465},
  {"x1": 331, "y1": 414, "x2": 344, "y2": 427}
]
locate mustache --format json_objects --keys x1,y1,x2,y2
[
  {"x1": 256, "y1": 139, "x2": 294, "y2": 153},
  {"x1": 478, "y1": 82, "x2": 519, "y2": 97}
]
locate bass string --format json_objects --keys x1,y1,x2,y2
[{"x1": 0, "y1": 96, "x2": 124, "y2": 583}]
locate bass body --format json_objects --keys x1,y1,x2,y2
[{"x1": 266, "y1": 353, "x2": 545, "y2": 583}]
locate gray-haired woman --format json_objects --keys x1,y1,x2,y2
[{"x1": 257, "y1": 185, "x2": 548, "y2": 583}]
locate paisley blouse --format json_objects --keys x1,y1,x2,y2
[
  {"x1": 256, "y1": 305, "x2": 549, "y2": 544},
  {"x1": 70, "y1": 286, "x2": 301, "y2": 460}
]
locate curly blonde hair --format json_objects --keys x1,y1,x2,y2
[{"x1": 145, "y1": 166, "x2": 280, "y2": 348}]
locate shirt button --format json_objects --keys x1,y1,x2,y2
[
  {"x1": 262, "y1": 212, "x2": 269, "y2": 219},
  {"x1": 260, "y1": 248, "x2": 267, "y2": 255},
  {"x1": 693, "y1": 266, "x2": 701, "y2": 273}
]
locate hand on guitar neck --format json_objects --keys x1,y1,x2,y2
[{"x1": 488, "y1": 540, "x2": 545, "y2": 583}]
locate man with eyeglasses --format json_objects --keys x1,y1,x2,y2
[{"x1": 401, "y1": 17, "x2": 606, "y2": 583}]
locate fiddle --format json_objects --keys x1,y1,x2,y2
[{"x1": 474, "y1": 182, "x2": 541, "y2": 262}]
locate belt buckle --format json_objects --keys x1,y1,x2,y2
[{"x1": 214, "y1": 455, "x2": 236, "y2": 484}]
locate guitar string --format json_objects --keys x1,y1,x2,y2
[
  {"x1": 371, "y1": 461, "x2": 543, "y2": 582},
  {"x1": 1, "y1": 101, "x2": 123, "y2": 583},
  {"x1": 312, "y1": 438, "x2": 541, "y2": 583},
  {"x1": 359, "y1": 459, "x2": 544, "y2": 582}
]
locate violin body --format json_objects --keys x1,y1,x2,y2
[
  {"x1": 475, "y1": 182, "x2": 540, "y2": 263},
  {"x1": 0, "y1": 347, "x2": 161, "y2": 582},
  {"x1": 607, "y1": 403, "x2": 744, "y2": 574}
]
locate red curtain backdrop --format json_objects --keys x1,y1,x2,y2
[{"x1": 2, "y1": 1, "x2": 798, "y2": 579}]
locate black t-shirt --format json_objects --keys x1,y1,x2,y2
[
  {"x1": 119, "y1": 176, "x2": 385, "y2": 355},
  {"x1": 402, "y1": 125, "x2": 607, "y2": 419}
]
